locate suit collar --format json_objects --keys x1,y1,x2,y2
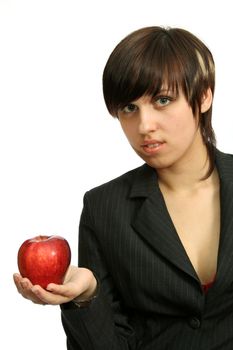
[
  {"x1": 130, "y1": 162, "x2": 198, "y2": 282},
  {"x1": 129, "y1": 163, "x2": 158, "y2": 199}
]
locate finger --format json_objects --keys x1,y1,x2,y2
[
  {"x1": 14, "y1": 276, "x2": 29, "y2": 296},
  {"x1": 13, "y1": 274, "x2": 33, "y2": 291},
  {"x1": 13, "y1": 275, "x2": 45, "y2": 304},
  {"x1": 19, "y1": 277, "x2": 34, "y2": 296},
  {"x1": 13, "y1": 273, "x2": 22, "y2": 293},
  {"x1": 13, "y1": 273, "x2": 21, "y2": 282},
  {"x1": 31, "y1": 285, "x2": 70, "y2": 305},
  {"x1": 21, "y1": 284, "x2": 49, "y2": 305},
  {"x1": 20, "y1": 278, "x2": 31, "y2": 290},
  {"x1": 46, "y1": 283, "x2": 77, "y2": 297}
]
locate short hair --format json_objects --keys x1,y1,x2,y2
[{"x1": 102, "y1": 26, "x2": 216, "y2": 177}]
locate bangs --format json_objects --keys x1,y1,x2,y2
[
  {"x1": 103, "y1": 30, "x2": 186, "y2": 116},
  {"x1": 102, "y1": 27, "x2": 215, "y2": 117}
]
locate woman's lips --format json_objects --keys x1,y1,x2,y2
[{"x1": 141, "y1": 141, "x2": 165, "y2": 154}]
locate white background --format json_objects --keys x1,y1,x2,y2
[{"x1": 0, "y1": 0, "x2": 232, "y2": 348}]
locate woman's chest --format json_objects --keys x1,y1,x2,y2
[{"x1": 161, "y1": 186, "x2": 221, "y2": 284}]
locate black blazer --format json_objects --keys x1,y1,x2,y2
[{"x1": 61, "y1": 149, "x2": 233, "y2": 349}]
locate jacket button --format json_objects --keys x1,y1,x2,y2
[{"x1": 189, "y1": 317, "x2": 201, "y2": 329}]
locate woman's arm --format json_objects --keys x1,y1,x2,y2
[
  {"x1": 13, "y1": 190, "x2": 137, "y2": 349},
  {"x1": 60, "y1": 192, "x2": 137, "y2": 350}
]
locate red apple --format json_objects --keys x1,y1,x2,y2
[{"x1": 17, "y1": 235, "x2": 71, "y2": 288}]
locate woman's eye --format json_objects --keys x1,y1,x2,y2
[
  {"x1": 155, "y1": 97, "x2": 172, "y2": 107},
  {"x1": 122, "y1": 103, "x2": 137, "y2": 113}
]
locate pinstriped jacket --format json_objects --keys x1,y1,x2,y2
[{"x1": 61, "y1": 149, "x2": 233, "y2": 349}]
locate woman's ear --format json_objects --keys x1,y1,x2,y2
[{"x1": 201, "y1": 87, "x2": 213, "y2": 113}]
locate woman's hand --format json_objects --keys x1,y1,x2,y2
[{"x1": 13, "y1": 265, "x2": 97, "y2": 305}]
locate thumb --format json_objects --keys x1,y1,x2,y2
[{"x1": 46, "y1": 282, "x2": 77, "y2": 298}]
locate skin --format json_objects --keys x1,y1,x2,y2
[{"x1": 13, "y1": 87, "x2": 213, "y2": 305}]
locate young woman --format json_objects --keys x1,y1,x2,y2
[{"x1": 14, "y1": 26, "x2": 233, "y2": 349}]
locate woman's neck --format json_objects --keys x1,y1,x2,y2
[{"x1": 157, "y1": 143, "x2": 216, "y2": 194}]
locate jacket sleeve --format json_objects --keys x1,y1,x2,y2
[{"x1": 60, "y1": 192, "x2": 137, "y2": 350}]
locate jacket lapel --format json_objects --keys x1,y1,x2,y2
[
  {"x1": 130, "y1": 163, "x2": 198, "y2": 282},
  {"x1": 212, "y1": 150, "x2": 233, "y2": 294}
]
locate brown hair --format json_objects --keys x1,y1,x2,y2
[{"x1": 102, "y1": 26, "x2": 216, "y2": 178}]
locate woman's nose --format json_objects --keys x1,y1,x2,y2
[{"x1": 138, "y1": 109, "x2": 158, "y2": 135}]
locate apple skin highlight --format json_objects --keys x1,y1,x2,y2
[{"x1": 17, "y1": 235, "x2": 71, "y2": 289}]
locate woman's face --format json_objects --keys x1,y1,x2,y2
[{"x1": 118, "y1": 89, "x2": 206, "y2": 170}]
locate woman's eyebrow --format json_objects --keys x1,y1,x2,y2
[{"x1": 154, "y1": 89, "x2": 174, "y2": 95}]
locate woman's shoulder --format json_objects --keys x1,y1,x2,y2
[
  {"x1": 216, "y1": 148, "x2": 233, "y2": 158},
  {"x1": 215, "y1": 148, "x2": 233, "y2": 163},
  {"x1": 215, "y1": 148, "x2": 233, "y2": 179},
  {"x1": 85, "y1": 163, "x2": 149, "y2": 199}
]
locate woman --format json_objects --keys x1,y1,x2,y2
[{"x1": 14, "y1": 26, "x2": 233, "y2": 349}]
